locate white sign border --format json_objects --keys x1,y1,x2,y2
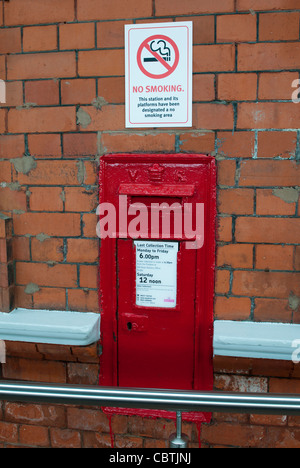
[{"x1": 125, "y1": 21, "x2": 193, "y2": 129}]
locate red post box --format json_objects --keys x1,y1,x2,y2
[{"x1": 98, "y1": 154, "x2": 216, "y2": 421}]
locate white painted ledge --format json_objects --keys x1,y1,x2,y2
[
  {"x1": 0, "y1": 308, "x2": 100, "y2": 346},
  {"x1": 214, "y1": 320, "x2": 300, "y2": 361}
]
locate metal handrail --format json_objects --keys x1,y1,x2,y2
[{"x1": 1, "y1": 380, "x2": 300, "y2": 447}]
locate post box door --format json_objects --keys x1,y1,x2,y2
[{"x1": 117, "y1": 238, "x2": 197, "y2": 390}]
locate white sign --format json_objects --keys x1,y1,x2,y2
[
  {"x1": 125, "y1": 22, "x2": 193, "y2": 128},
  {"x1": 134, "y1": 241, "x2": 179, "y2": 308}
]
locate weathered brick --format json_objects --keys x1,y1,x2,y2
[
  {"x1": 77, "y1": 0, "x2": 152, "y2": 21},
  {"x1": 7, "y1": 52, "x2": 76, "y2": 80},
  {"x1": 8, "y1": 107, "x2": 76, "y2": 133},
  {"x1": 23, "y1": 25, "x2": 57, "y2": 52}
]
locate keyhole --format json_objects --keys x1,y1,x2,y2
[{"x1": 127, "y1": 322, "x2": 132, "y2": 331}]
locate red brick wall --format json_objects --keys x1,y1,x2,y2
[{"x1": 0, "y1": 0, "x2": 299, "y2": 448}]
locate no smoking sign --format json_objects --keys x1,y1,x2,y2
[{"x1": 125, "y1": 22, "x2": 193, "y2": 128}]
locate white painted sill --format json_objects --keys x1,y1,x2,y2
[
  {"x1": 0, "y1": 311, "x2": 298, "y2": 360},
  {"x1": 214, "y1": 320, "x2": 300, "y2": 361},
  {"x1": 0, "y1": 308, "x2": 101, "y2": 346}
]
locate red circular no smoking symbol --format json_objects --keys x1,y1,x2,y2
[{"x1": 137, "y1": 34, "x2": 180, "y2": 80}]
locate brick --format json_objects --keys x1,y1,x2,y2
[
  {"x1": 33, "y1": 288, "x2": 66, "y2": 311},
  {"x1": 4, "y1": 402, "x2": 66, "y2": 427},
  {"x1": 59, "y1": 23, "x2": 95, "y2": 50},
  {"x1": 101, "y1": 133, "x2": 175, "y2": 154},
  {"x1": 218, "y1": 74, "x2": 257, "y2": 101},
  {"x1": 77, "y1": 0, "x2": 152, "y2": 20},
  {"x1": 255, "y1": 298, "x2": 292, "y2": 323},
  {"x1": 25, "y1": 80, "x2": 59, "y2": 106},
  {"x1": 0, "y1": 262, "x2": 14, "y2": 288},
  {"x1": 67, "y1": 407, "x2": 109, "y2": 432},
  {"x1": 15, "y1": 160, "x2": 80, "y2": 186},
  {"x1": 178, "y1": 16, "x2": 215, "y2": 44},
  {"x1": 0, "y1": 239, "x2": 12, "y2": 263},
  {"x1": 232, "y1": 271, "x2": 300, "y2": 298},
  {"x1": 217, "y1": 244, "x2": 253, "y2": 268},
  {"x1": 98, "y1": 77, "x2": 125, "y2": 104},
  {"x1": 215, "y1": 296, "x2": 252, "y2": 320},
  {"x1": 0, "y1": 161, "x2": 12, "y2": 183},
  {"x1": 7, "y1": 52, "x2": 76, "y2": 80},
  {"x1": 259, "y1": 72, "x2": 299, "y2": 101},
  {"x1": 77, "y1": 105, "x2": 125, "y2": 131},
  {"x1": 67, "y1": 239, "x2": 99, "y2": 263},
  {"x1": 295, "y1": 247, "x2": 300, "y2": 272},
  {"x1": 218, "y1": 188, "x2": 254, "y2": 215},
  {"x1": 237, "y1": 0, "x2": 300, "y2": 10},
  {"x1": 13, "y1": 213, "x2": 81, "y2": 237},
  {"x1": 82, "y1": 213, "x2": 98, "y2": 238},
  {"x1": 63, "y1": 133, "x2": 98, "y2": 157},
  {"x1": 31, "y1": 237, "x2": 64, "y2": 263},
  {"x1": 156, "y1": 0, "x2": 235, "y2": 15},
  {"x1": 61, "y1": 79, "x2": 96, "y2": 105},
  {"x1": 4, "y1": 0, "x2": 75, "y2": 25},
  {"x1": 0, "y1": 186, "x2": 27, "y2": 212},
  {"x1": 68, "y1": 362, "x2": 99, "y2": 385},
  {"x1": 256, "y1": 245, "x2": 294, "y2": 271},
  {"x1": 23, "y1": 25, "x2": 57, "y2": 52},
  {"x1": 256, "y1": 189, "x2": 297, "y2": 216},
  {"x1": 238, "y1": 43, "x2": 300, "y2": 71},
  {"x1": 238, "y1": 102, "x2": 300, "y2": 129},
  {"x1": 16, "y1": 262, "x2": 77, "y2": 288},
  {"x1": 28, "y1": 134, "x2": 62, "y2": 158},
  {"x1": 215, "y1": 269, "x2": 230, "y2": 294},
  {"x1": 78, "y1": 50, "x2": 124, "y2": 77},
  {"x1": 179, "y1": 131, "x2": 215, "y2": 153},
  {"x1": 50, "y1": 428, "x2": 81, "y2": 449},
  {"x1": 194, "y1": 44, "x2": 235, "y2": 73},
  {"x1": 82, "y1": 161, "x2": 97, "y2": 185},
  {"x1": 217, "y1": 14, "x2": 257, "y2": 43},
  {"x1": 0, "y1": 217, "x2": 12, "y2": 238},
  {"x1": 97, "y1": 21, "x2": 131, "y2": 49},
  {"x1": 29, "y1": 187, "x2": 64, "y2": 212},
  {"x1": 3, "y1": 356, "x2": 66, "y2": 382},
  {"x1": 217, "y1": 131, "x2": 255, "y2": 158},
  {"x1": 0, "y1": 286, "x2": 15, "y2": 313},
  {"x1": 257, "y1": 131, "x2": 297, "y2": 158},
  {"x1": 217, "y1": 216, "x2": 232, "y2": 242},
  {"x1": 235, "y1": 217, "x2": 300, "y2": 244},
  {"x1": 0, "y1": 421, "x2": 18, "y2": 444},
  {"x1": 270, "y1": 378, "x2": 300, "y2": 394},
  {"x1": 19, "y1": 424, "x2": 49, "y2": 447},
  {"x1": 80, "y1": 265, "x2": 98, "y2": 289},
  {"x1": 239, "y1": 160, "x2": 300, "y2": 187},
  {"x1": 0, "y1": 135, "x2": 24, "y2": 159},
  {"x1": 193, "y1": 75, "x2": 215, "y2": 101},
  {"x1": 193, "y1": 103, "x2": 234, "y2": 130},
  {"x1": 5, "y1": 81, "x2": 24, "y2": 107},
  {"x1": 64, "y1": 187, "x2": 98, "y2": 212},
  {"x1": 68, "y1": 289, "x2": 99, "y2": 312},
  {"x1": 12, "y1": 237, "x2": 30, "y2": 261},
  {"x1": 0, "y1": 55, "x2": 5, "y2": 79},
  {"x1": 9, "y1": 107, "x2": 76, "y2": 134},
  {"x1": 217, "y1": 160, "x2": 236, "y2": 186},
  {"x1": 259, "y1": 12, "x2": 300, "y2": 41},
  {"x1": 0, "y1": 109, "x2": 6, "y2": 133},
  {"x1": 0, "y1": 28, "x2": 21, "y2": 54},
  {"x1": 202, "y1": 422, "x2": 265, "y2": 448}
]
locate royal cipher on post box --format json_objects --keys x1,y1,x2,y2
[{"x1": 98, "y1": 154, "x2": 216, "y2": 412}]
